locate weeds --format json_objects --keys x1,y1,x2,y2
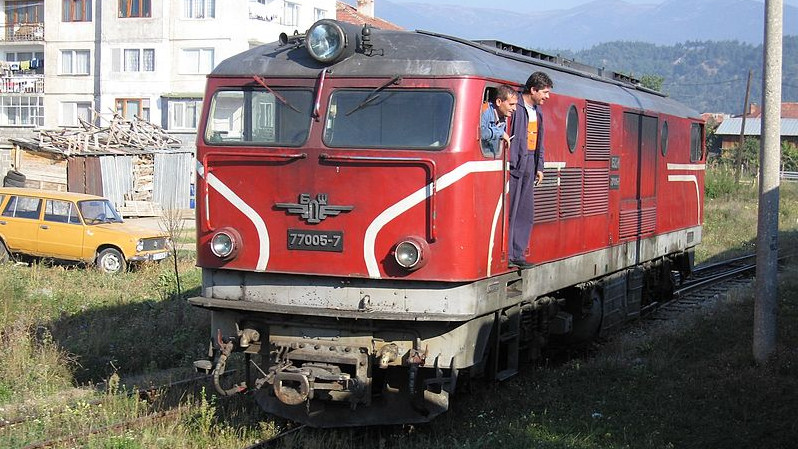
[{"x1": 1, "y1": 180, "x2": 798, "y2": 448}]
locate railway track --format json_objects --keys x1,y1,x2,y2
[
  {"x1": 648, "y1": 254, "x2": 758, "y2": 321},
  {"x1": 1, "y1": 255, "x2": 777, "y2": 448}
]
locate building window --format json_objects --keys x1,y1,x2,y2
[
  {"x1": 169, "y1": 99, "x2": 202, "y2": 130},
  {"x1": 5, "y1": 1, "x2": 43, "y2": 25},
  {"x1": 119, "y1": 0, "x2": 151, "y2": 18},
  {"x1": 120, "y1": 48, "x2": 155, "y2": 72},
  {"x1": 184, "y1": 0, "x2": 214, "y2": 18},
  {"x1": 6, "y1": 51, "x2": 43, "y2": 62},
  {"x1": 60, "y1": 49, "x2": 90, "y2": 75},
  {"x1": 0, "y1": 96, "x2": 44, "y2": 126},
  {"x1": 179, "y1": 48, "x2": 214, "y2": 74},
  {"x1": 116, "y1": 98, "x2": 150, "y2": 121},
  {"x1": 284, "y1": 1, "x2": 299, "y2": 26},
  {"x1": 61, "y1": 101, "x2": 92, "y2": 126},
  {"x1": 314, "y1": 8, "x2": 325, "y2": 21},
  {"x1": 63, "y1": 0, "x2": 92, "y2": 22}
]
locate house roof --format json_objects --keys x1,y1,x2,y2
[
  {"x1": 335, "y1": 1, "x2": 402, "y2": 30},
  {"x1": 715, "y1": 117, "x2": 798, "y2": 137}
]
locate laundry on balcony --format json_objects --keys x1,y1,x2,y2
[{"x1": 0, "y1": 59, "x2": 44, "y2": 74}]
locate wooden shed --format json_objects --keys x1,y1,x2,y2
[{"x1": 7, "y1": 115, "x2": 195, "y2": 217}]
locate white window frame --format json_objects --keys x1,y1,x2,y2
[
  {"x1": 60, "y1": 49, "x2": 90, "y2": 75},
  {"x1": 184, "y1": 0, "x2": 215, "y2": 19},
  {"x1": 284, "y1": 1, "x2": 299, "y2": 27},
  {"x1": 61, "y1": 101, "x2": 92, "y2": 126},
  {"x1": 179, "y1": 48, "x2": 214, "y2": 74},
  {"x1": 168, "y1": 99, "x2": 202, "y2": 130},
  {"x1": 0, "y1": 96, "x2": 44, "y2": 126},
  {"x1": 314, "y1": 7, "x2": 326, "y2": 21}
]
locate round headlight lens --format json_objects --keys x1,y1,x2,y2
[
  {"x1": 136, "y1": 240, "x2": 144, "y2": 252},
  {"x1": 395, "y1": 240, "x2": 421, "y2": 269},
  {"x1": 307, "y1": 21, "x2": 344, "y2": 62},
  {"x1": 210, "y1": 232, "x2": 235, "y2": 258}
]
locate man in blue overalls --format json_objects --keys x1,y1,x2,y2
[{"x1": 508, "y1": 71, "x2": 553, "y2": 268}]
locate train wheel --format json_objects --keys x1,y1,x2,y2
[{"x1": 570, "y1": 287, "x2": 603, "y2": 342}]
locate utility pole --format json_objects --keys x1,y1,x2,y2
[
  {"x1": 735, "y1": 70, "x2": 753, "y2": 184},
  {"x1": 754, "y1": 0, "x2": 782, "y2": 365}
]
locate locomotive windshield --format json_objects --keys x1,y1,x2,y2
[
  {"x1": 204, "y1": 88, "x2": 313, "y2": 146},
  {"x1": 323, "y1": 89, "x2": 454, "y2": 149}
]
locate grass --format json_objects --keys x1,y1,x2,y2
[{"x1": 1, "y1": 167, "x2": 798, "y2": 448}]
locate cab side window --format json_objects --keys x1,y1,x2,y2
[
  {"x1": 479, "y1": 86, "x2": 499, "y2": 157},
  {"x1": 44, "y1": 200, "x2": 81, "y2": 224},
  {"x1": 2, "y1": 196, "x2": 42, "y2": 219}
]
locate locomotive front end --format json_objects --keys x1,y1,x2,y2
[{"x1": 190, "y1": 20, "x2": 508, "y2": 426}]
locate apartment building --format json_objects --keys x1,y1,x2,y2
[{"x1": 0, "y1": 0, "x2": 334, "y2": 142}]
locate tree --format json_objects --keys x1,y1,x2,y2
[
  {"x1": 782, "y1": 141, "x2": 798, "y2": 172},
  {"x1": 719, "y1": 137, "x2": 759, "y2": 177},
  {"x1": 640, "y1": 74, "x2": 664, "y2": 91}
]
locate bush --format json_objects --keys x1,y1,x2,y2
[{"x1": 705, "y1": 163, "x2": 743, "y2": 199}]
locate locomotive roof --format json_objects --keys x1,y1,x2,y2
[{"x1": 212, "y1": 24, "x2": 699, "y2": 119}]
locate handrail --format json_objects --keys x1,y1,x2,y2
[{"x1": 319, "y1": 153, "x2": 438, "y2": 241}]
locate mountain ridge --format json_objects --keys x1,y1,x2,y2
[{"x1": 377, "y1": 0, "x2": 797, "y2": 50}]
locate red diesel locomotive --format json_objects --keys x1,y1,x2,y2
[{"x1": 189, "y1": 19, "x2": 706, "y2": 427}]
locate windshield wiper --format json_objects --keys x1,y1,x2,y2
[
  {"x1": 253, "y1": 75, "x2": 301, "y2": 113},
  {"x1": 345, "y1": 75, "x2": 402, "y2": 116}
]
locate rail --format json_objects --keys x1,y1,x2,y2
[
  {"x1": 781, "y1": 171, "x2": 798, "y2": 182},
  {"x1": 0, "y1": 23, "x2": 44, "y2": 42},
  {"x1": 0, "y1": 74, "x2": 44, "y2": 94}
]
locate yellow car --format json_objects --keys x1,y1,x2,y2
[{"x1": 0, "y1": 188, "x2": 171, "y2": 273}]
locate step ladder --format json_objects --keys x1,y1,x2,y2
[{"x1": 494, "y1": 302, "x2": 521, "y2": 381}]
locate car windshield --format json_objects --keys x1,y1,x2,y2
[{"x1": 78, "y1": 199, "x2": 124, "y2": 225}]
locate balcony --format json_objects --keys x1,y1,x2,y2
[
  {"x1": 1, "y1": 23, "x2": 44, "y2": 42},
  {"x1": 0, "y1": 74, "x2": 44, "y2": 94}
]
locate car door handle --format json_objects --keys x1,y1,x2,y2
[
  {"x1": 0, "y1": 220, "x2": 5, "y2": 225},
  {"x1": 40, "y1": 224, "x2": 49, "y2": 230}
]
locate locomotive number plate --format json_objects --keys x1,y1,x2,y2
[{"x1": 287, "y1": 229, "x2": 343, "y2": 252}]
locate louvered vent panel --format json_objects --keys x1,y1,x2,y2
[
  {"x1": 583, "y1": 168, "x2": 609, "y2": 216},
  {"x1": 533, "y1": 168, "x2": 559, "y2": 223},
  {"x1": 619, "y1": 207, "x2": 657, "y2": 239},
  {"x1": 585, "y1": 101, "x2": 611, "y2": 161},
  {"x1": 559, "y1": 168, "x2": 582, "y2": 219},
  {"x1": 640, "y1": 206, "x2": 657, "y2": 236},
  {"x1": 619, "y1": 209, "x2": 639, "y2": 239}
]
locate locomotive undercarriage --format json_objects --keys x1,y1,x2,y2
[{"x1": 191, "y1": 229, "x2": 699, "y2": 426}]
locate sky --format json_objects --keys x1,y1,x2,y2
[{"x1": 385, "y1": 0, "x2": 798, "y2": 12}]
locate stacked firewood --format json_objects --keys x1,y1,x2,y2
[{"x1": 31, "y1": 111, "x2": 182, "y2": 155}]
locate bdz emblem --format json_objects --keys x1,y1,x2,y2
[{"x1": 275, "y1": 193, "x2": 354, "y2": 224}]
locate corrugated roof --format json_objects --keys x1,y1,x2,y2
[{"x1": 715, "y1": 117, "x2": 798, "y2": 137}]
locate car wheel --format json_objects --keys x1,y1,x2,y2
[{"x1": 96, "y1": 248, "x2": 126, "y2": 274}]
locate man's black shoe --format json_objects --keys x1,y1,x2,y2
[{"x1": 509, "y1": 259, "x2": 535, "y2": 269}]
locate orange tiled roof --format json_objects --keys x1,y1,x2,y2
[{"x1": 336, "y1": 1, "x2": 403, "y2": 31}]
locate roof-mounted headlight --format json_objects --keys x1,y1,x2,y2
[{"x1": 306, "y1": 19, "x2": 359, "y2": 64}]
